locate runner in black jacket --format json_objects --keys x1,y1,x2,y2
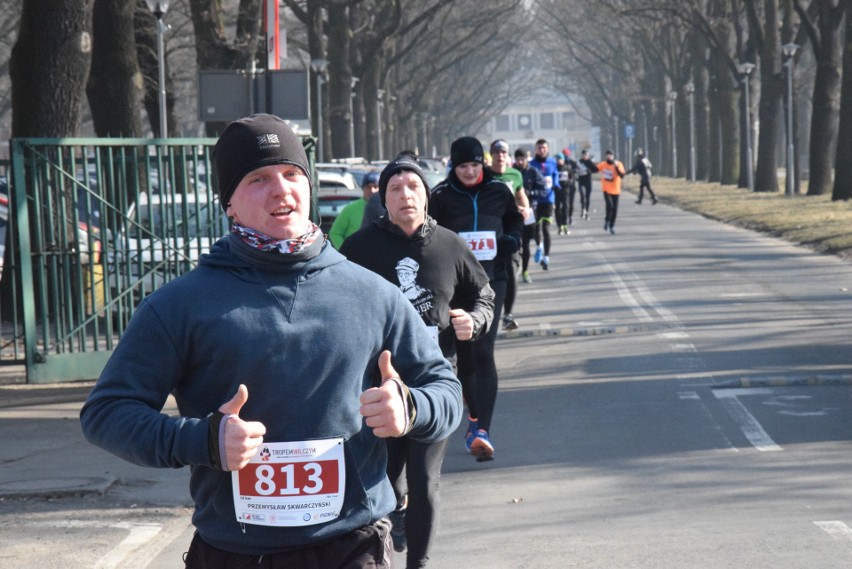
[
  {"x1": 577, "y1": 149, "x2": 599, "y2": 220},
  {"x1": 341, "y1": 152, "x2": 494, "y2": 568},
  {"x1": 429, "y1": 136, "x2": 524, "y2": 462}
]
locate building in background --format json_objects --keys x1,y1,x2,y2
[{"x1": 476, "y1": 90, "x2": 598, "y2": 159}]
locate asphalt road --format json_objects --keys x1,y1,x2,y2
[{"x1": 1, "y1": 186, "x2": 851, "y2": 568}]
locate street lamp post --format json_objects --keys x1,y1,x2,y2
[
  {"x1": 376, "y1": 89, "x2": 385, "y2": 160},
  {"x1": 145, "y1": 0, "x2": 170, "y2": 138},
  {"x1": 684, "y1": 81, "x2": 696, "y2": 182},
  {"x1": 737, "y1": 62, "x2": 756, "y2": 191},
  {"x1": 668, "y1": 91, "x2": 678, "y2": 177},
  {"x1": 310, "y1": 59, "x2": 328, "y2": 162},
  {"x1": 782, "y1": 44, "x2": 799, "y2": 197},
  {"x1": 613, "y1": 115, "x2": 619, "y2": 158},
  {"x1": 349, "y1": 77, "x2": 359, "y2": 158}
]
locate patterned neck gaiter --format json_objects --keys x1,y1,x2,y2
[{"x1": 231, "y1": 221, "x2": 323, "y2": 255}]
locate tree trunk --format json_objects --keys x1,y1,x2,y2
[
  {"x1": 87, "y1": 0, "x2": 141, "y2": 137},
  {"x1": 7, "y1": 0, "x2": 93, "y2": 321},
  {"x1": 806, "y1": 0, "x2": 844, "y2": 196},
  {"x1": 362, "y1": 64, "x2": 381, "y2": 161},
  {"x1": 10, "y1": 0, "x2": 92, "y2": 137},
  {"x1": 831, "y1": 2, "x2": 852, "y2": 201},
  {"x1": 327, "y1": 5, "x2": 352, "y2": 159},
  {"x1": 753, "y1": 0, "x2": 782, "y2": 192}
]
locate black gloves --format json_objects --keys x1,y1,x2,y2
[{"x1": 496, "y1": 234, "x2": 519, "y2": 257}]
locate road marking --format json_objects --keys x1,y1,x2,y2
[
  {"x1": 677, "y1": 384, "x2": 738, "y2": 452},
  {"x1": 815, "y1": 521, "x2": 852, "y2": 542},
  {"x1": 598, "y1": 259, "x2": 653, "y2": 322},
  {"x1": 712, "y1": 388, "x2": 783, "y2": 451},
  {"x1": 659, "y1": 331, "x2": 690, "y2": 339},
  {"x1": 719, "y1": 292, "x2": 767, "y2": 298},
  {"x1": 94, "y1": 523, "x2": 163, "y2": 569}
]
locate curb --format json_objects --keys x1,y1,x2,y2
[
  {"x1": 497, "y1": 322, "x2": 664, "y2": 340},
  {"x1": 0, "y1": 475, "x2": 116, "y2": 499},
  {"x1": 712, "y1": 374, "x2": 852, "y2": 389}
]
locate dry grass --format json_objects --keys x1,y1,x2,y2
[{"x1": 622, "y1": 177, "x2": 852, "y2": 261}]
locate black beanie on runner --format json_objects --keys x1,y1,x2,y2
[
  {"x1": 378, "y1": 152, "x2": 431, "y2": 207},
  {"x1": 450, "y1": 137, "x2": 484, "y2": 167},
  {"x1": 213, "y1": 114, "x2": 312, "y2": 211}
]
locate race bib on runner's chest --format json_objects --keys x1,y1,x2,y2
[
  {"x1": 458, "y1": 231, "x2": 497, "y2": 261},
  {"x1": 232, "y1": 438, "x2": 345, "y2": 527}
]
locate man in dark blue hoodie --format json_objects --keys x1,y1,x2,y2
[{"x1": 80, "y1": 114, "x2": 462, "y2": 568}]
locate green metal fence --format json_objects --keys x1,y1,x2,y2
[{"x1": 5, "y1": 136, "x2": 316, "y2": 383}]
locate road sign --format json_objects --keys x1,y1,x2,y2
[{"x1": 624, "y1": 123, "x2": 636, "y2": 139}]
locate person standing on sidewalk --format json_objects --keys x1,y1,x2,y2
[
  {"x1": 514, "y1": 148, "x2": 546, "y2": 284},
  {"x1": 430, "y1": 136, "x2": 524, "y2": 461},
  {"x1": 341, "y1": 152, "x2": 494, "y2": 569},
  {"x1": 529, "y1": 139, "x2": 559, "y2": 270},
  {"x1": 577, "y1": 149, "x2": 598, "y2": 220},
  {"x1": 596, "y1": 149, "x2": 627, "y2": 234},
  {"x1": 489, "y1": 139, "x2": 530, "y2": 331},
  {"x1": 79, "y1": 114, "x2": 462, "y2": 569},
  {"x1": 627, "y1": 148, "x2": 657, "y2": 205}
]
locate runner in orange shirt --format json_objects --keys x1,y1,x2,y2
[{"x1": 596, "y1": 149, "x2": 626, "y2": 234}]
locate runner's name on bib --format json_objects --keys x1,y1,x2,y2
[
  {"x1": 232, "y1": 438, "x2": 345, "y2": 527},
  {"x1": 459, "y1": 231, "x2": 497, "y2": 261}
]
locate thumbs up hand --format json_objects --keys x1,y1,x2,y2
[
  {"x1": 218, "y1": 384, "x2": 267, "y2": 471},
  {"x1": 360, "y1": 351, "x2": 409, "y2": 438},
  {"x1": 449, "y1": 308, "x2": 473, "y2": 341}
]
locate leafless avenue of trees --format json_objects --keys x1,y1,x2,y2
[{"x1": 1, "y1": 0, "x2": 851, "y2": 199}]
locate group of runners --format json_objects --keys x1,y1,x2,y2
[{"x1": 81, "y1": 112, "x2": 658, "y2": 569}]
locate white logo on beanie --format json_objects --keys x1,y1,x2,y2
[{"x1": 256, "y1": 134, "x2": 281, "y2": 149}]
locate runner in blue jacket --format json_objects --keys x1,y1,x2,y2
[{"x1": 529, "y1": 139, "x2": 560, "y2": 269}]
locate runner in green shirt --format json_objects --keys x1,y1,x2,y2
[
  {"x1": 329, "y1": 171, "x2": 380, "y2": 248},
  {"x1": 489, "y1": 139, "x2": 530, "y2": 331}
]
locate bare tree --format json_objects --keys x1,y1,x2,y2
[
  {"x1": 831, "y1": 0, "x2": 852, "y2": 201},
  {"x1": 87, "y1": 0, "x2": 143, "y2": 137},
  {"x1": 796, "y1": 0, "x2": 845, "y2": 196},
  {"x1": 10, "y1": 0, "x2": 93, "y2": 137}
]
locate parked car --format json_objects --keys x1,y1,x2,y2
[
  {"x1": 107, "y1": 191, "x2": 228, "y2": 313},
  {"x1": 316, "y1": 170, "x2": 360, "y2": 233}
]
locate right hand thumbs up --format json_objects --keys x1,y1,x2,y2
[{"x1": 218, "y1": 384, "x2": 267, "y2": 471}]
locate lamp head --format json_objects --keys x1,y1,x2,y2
[
  {"x1": 782, "y1": 43, "x2": 800, "y2": 58},
  {"x1": 737, "y1": 62, "x2": 756, "y2": 76},
  {"x1": 145, "y1": 0, "x2": 170, "y2": 16}
]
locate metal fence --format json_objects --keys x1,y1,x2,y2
[{"x1": 4, "y1": 137, "x2": 316, "y2": 383}]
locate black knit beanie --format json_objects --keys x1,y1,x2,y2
[
  {"x1": 213, "y1": 113, "x2": 312, "y2": 211},
  {"x1": 378, "y1": 152, "x2": 431, "y2": 207},
  {"x1": 450, "y1": 136, "x2": 484, "y2": 167}
]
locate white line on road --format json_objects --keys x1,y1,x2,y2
[
  {"x1": 815, "y1": 521, "x2": 852, "y2": 542},
  {"x1": 713, "y1": 388, "x2": 783, "y2": 451},
  {"x1": 94, "y1": 523, "x2": 163, "y2": 569},
  {"x1": 597, "y1": 258, "x2": 653, "y2": 322}
]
